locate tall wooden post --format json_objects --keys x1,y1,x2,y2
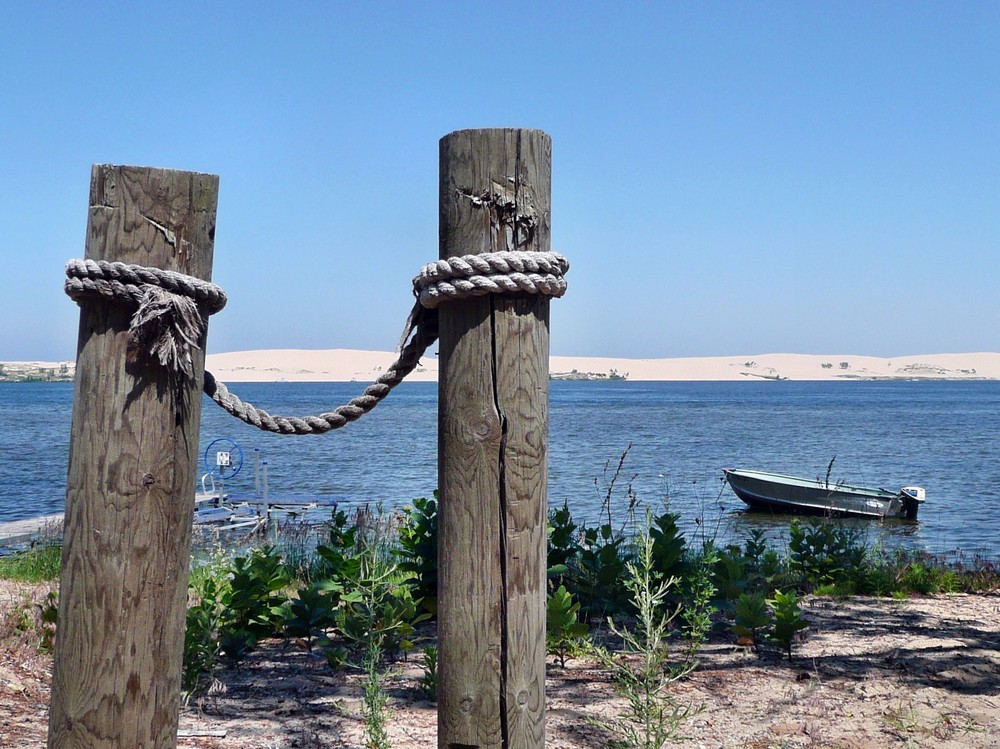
[
  {"x1": 437, "y1": 129, "x2": 550, "y2": 749},
  {"x1": 48, "y1": 166, "x2": 219, "y2": 749}
]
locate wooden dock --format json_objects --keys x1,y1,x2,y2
[{"x1": 0, "y1": 512, "x2": 65, "y2": 548}]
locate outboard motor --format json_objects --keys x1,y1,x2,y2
[{"x1": 900, "y1": 486, "x2": 926, "y2": 520}]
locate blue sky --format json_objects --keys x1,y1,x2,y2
[{"x1": 2, "y1": 2, "x2": 997, "y2": 361}]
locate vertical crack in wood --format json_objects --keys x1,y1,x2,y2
[{"x1": 490, "y1": 293, "x2": 510, "y2": 748}]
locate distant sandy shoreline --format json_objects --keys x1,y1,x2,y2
[
  {"x1": 205, "y1": 349, "x2": 1000, "y2": 383},
  {"x1": 5, "y1": 351, "x2": 998, "y2": 383}
]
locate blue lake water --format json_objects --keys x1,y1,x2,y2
[{"x1": 2, "y1": 379, "x2": 998, "y2": 558}]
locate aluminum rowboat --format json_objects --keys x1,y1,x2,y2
[{"x1": 722, "y1": 468, "x2": 925, "y2": 520}]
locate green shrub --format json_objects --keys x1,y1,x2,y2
[
  {"x1": 649, "y1": 510, "x2": 687, "y2": 594},
  {"x1": 548, "y1": 500, "x2": 581, "y2": 586},
  {"x1": 327, "y1": 551, "x2": 430, "y2": 661},
  {"x1": 222, "y1": 546, "x2": 291, "y2": 638},
  {"x1": 394, "y1": 494, "x2": 438, "y2": 616},
  {"x1": 788, "y1": 518, "x2": 865, "y2": 588},
  {"x1": 732, "y1": 591, "x2": 771, "y2": 648},
  {"x1": 575, "y1": 521, "x2": 634, "y2": 620},
  {"x1": 183, "y1": 574, "x2": 226, "y2": 697},
  {"x1": 713, "y1": 547, "x2": 748, "y2": 601},
  {"x1": 588, "y1": 514, "x2": 698, "y2": 748},
  {"x1": 768, "y1": 589, "x2": 808, "y2": 659},
  {"x1": 284, "y1": 582, "x2": 337, "y2": 652}
]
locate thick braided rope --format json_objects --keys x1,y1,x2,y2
[
  {"x1": 413, "y1": 251, "x2": 569, "y2": 308},
  {"x1": 65, "y1": 259, "x2": 227, "y2": 313},
  {"x1": 64, "y1": 250, "x2": 567, "y2": 435}
]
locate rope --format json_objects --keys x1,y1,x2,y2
[
  {"x1": 413, "y1": 251, "x2": 569, "y2": 308},
  {"x1": 64, "y1": 250, "x2": 568, "y2": 436}
]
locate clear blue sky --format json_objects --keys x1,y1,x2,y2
[{"x1": 2, "y1": 2, "x2": 997, "y2": 361}]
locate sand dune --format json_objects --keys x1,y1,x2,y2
[
  {"x1": 201, "y1": 349, "x2": 1000, "y2": 383},
  {"x1": 7, "y1": 351, "x2": 996, "y2": 383}
]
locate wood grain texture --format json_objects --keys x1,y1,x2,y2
[
  {"x1": 47, "y1": 166, "x2": 219, "y2": 749},
  {"x1": 438, "y1": 129, "x2": 550, "y2": 749}
]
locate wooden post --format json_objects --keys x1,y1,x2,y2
[
  {"x1": 437, "y1": 129, "x2": 551, "y2": 749},
  {"x1": 48, "y1": 166, "x2": 219, "y2": 749}
]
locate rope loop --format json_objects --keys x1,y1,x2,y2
[
  {"x1": 413, "y1": 250, "x2": 569, "y2": 309},
  {"x1": 65, "y1": 259, "x2": 227, "y2": 381},
  {"x1": 65, "y1": 259, "x2": 227, "y2": 313}
]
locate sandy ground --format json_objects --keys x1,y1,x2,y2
[
  {"x1": 2, "y1": 581, "x2": 998, "y2": 748},
  {"x1": 7, "y1": 351, "x2": 999, "y2": 383}
]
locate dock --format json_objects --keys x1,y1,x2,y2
[{"x1": 0, "y1": 512, "x2": 65, "y2": 549}]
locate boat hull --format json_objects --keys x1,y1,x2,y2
[{"x1": 723, "y1": 469, "x2": 922, "y2": 520}]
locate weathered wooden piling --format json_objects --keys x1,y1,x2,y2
[
  {"x1": 437, "y1": 129, "x2": 551, "y2": 749},
  {"x1": 48, "y1": 166, "x2": 219, "y2": 749}
]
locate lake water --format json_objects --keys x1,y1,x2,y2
[{"x1": 2, "y1": 379, "x2": 998, "y2": 558}]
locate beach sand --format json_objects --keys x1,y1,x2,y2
[
  {"x1": 6, "y1": 351, "x2": 998, "y2": 383},
  {"x1": 202, "y1": 349, "x2": 1000, "y2": 383}
]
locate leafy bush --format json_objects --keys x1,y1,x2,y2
[
  {"x1": 713, "y1": 547, "x2": 748, "y2": 602},
  {"x1": 222, "y1": 546, "x2": 291, "y2": 638},
  {"x1": 183, "y1": 574, "x2": 226, "y2": 697},
  {"x1": 327, "y1": 551, "x2": 430, "y2": 661},
  {"x1": 284, "y1": 582, "x2": 337, "y2": 652},
  {"x1": 548, "y1": 500, "x2": 581, "y2": 586},
  {"x1": 394, "y1": 494, "x2": 438, "y2": 616},
  {"x1": 788, "y1": 519, "x2": 865, "y2": 588},
  {"x1": 649, "y1": 510, "x2": 687, "y2": 595}
]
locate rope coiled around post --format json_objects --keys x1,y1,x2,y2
[{"x1": 64, "y1": 250, "x2": 568, "y2": 435}]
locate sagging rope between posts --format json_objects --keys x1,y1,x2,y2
[{"x1": 64, "y1": 251, "x2": 569, "y2": 435}]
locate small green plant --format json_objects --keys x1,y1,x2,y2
[
  {"x1": 36, "y1": 591, "x2": 59, "y2": 653},
  {"x1": 314, "y1": 508, "x2": 361, "y2": 578},
  {"x1": 547, "y1": 500, "x2": 581, "y2": 585},
  {"x1": 546, "y1": 584, "x2": 588, "y2": 667},
  {"x1": 183, "y1": 575, "x2": 225, "y2": 698},
  {"x1": 588, "y1": 514, "x2": 698, "y2": 748},
  {"x1": 649, "y1": 510, "x2": 687, "y2": 595},
  {"x1": 713, "y1": 547, "x2": 748, "y2": 602},
  {"x1": 394, "y1": 494, "x2": 438, "y2": 616},
  {"x1": 418, "y1": 645, "x2": 438, "y2": 700},
  {"x1": 680, "y1": 545, "x2": 718, "y2": 665},
  {"x1": 575, "y1": 521, "x2": 633, "y2": 620},
  {"x1": 732, "y1": 591, "x2": 771, "y2": 648},
  {"x1": 361, "y1": 639, "x2": 391, "y2": 749},
  {"x1": 768, "y1": 589, "x2": 808, "y2": 659},
  {"x1": 218, "y1": 626, "x2": 256, "y2": 666},
  {"x1": 5, "y1": 588, "x2": 59, "y2": 654}
]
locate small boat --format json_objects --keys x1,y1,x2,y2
[{"x1": 722, "y1": 468, "x2": 925, "y2": 520}]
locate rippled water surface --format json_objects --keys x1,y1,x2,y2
[{"x1": 2, "y1": 379, "x2": 998, "y2": 556}]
